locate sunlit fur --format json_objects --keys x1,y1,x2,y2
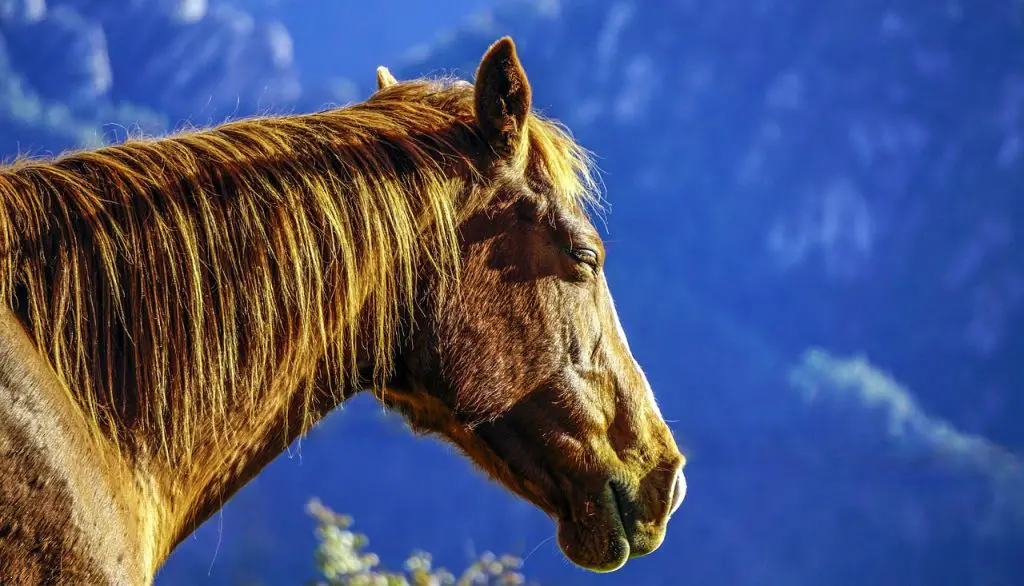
[
  {"x1": 0, "y1": 37, "x2": 686, "y2": 583},
  {"x1": 0, "y1": 76, "x2": 599, "y2": 576},
  {"x1": 0, "y1": 80, "x2": 596, "y2": 458}
]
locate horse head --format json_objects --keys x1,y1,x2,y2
[{"x1": 380, "y1": 37, "x2": 687, "y2": 573}]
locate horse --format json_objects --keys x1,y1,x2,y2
[{"x1": 0, "y1": 37, "x2": 687, "y2": 584}]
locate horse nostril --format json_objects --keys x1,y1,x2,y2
[{"x1": 669, "y1": 469, "x2": 686, "y2": 516}]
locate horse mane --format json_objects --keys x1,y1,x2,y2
[{"x1": 0, "y1": 78, "x2": 598, "y2": 461}]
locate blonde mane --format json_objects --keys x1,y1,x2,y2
[{"x1": 0, "y1": 79, "x2": 597, "y2": 463}]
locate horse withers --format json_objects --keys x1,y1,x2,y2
[{"x1": 0, "y1": 37, "x2": 686, "y2": 584}]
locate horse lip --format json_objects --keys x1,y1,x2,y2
[{"x1": 607, "y1": 479, "x2": 634, "y2": 544}]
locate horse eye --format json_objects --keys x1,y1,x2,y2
[{"x1": 567, "y1": 247, "x2": 599, "y2": 269}]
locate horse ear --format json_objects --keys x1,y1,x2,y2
[
  {"x1": 376, "y1": 66, "x2": 398, "y2": 91},
  {"x1": 474, "y1": 36, "x2": 532, "y2": 157}
]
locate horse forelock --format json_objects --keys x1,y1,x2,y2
[{"x1": 0, "y1": 77, "x2": 598, "y2": 469}]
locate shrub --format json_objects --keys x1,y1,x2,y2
[{"x1": 307, "y1": 499, "x2": 536, "y2": 586}]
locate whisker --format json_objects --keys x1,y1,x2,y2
[{"x1": 522, "y1": 535, "x2": 555, "y2": 563}]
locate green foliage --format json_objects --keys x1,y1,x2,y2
[{"x1": 307, "y1": 499, "x2": 536, "y2": 586}]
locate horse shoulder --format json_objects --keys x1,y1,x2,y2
[{"x1": 0, "y1": 309, "x2": 150, "y2": 585}]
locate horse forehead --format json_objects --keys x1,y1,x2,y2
[{"x1": 529, "y1": 181, "x2": 595, "y2": 233}]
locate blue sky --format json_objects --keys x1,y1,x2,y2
[{"x1": 246, "y1": 0, "x2": 499, "y2": 79}]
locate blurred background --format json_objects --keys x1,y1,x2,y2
[{"x1": 2, "y1": 0, "x2": 1023, "y2": 584}]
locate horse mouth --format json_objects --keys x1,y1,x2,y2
[
  {"x1": 609, "y1": 478, "x2": 655, "y2": 560},
  {"x1": 553, "y1": 470, "x2": 685, "y2": 572},
  {"x1": 608, "y1": 479, "x2": 632, "y2": 542},
  {"x1": 551, "y1": 480, "x2": 636, "y2": 573}
]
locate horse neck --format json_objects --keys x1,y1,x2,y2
[
  {"x1": 2, "y1": 106, "x2": 472, "y2": 575},
  {"x1": 158, "y1": 350, "x2": 372, "y2": 555},
  {"x1": 140, "y1": 164, "x2": 458, "y2": 566},
  {"x1": 135, "y1": 268, "x2": 413, "y2": 575}
]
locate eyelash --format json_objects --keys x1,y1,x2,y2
[{"x1": 566, "y1": 247, "x2": 599, "y2": 271}]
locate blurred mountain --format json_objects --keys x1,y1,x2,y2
[{"x1": 1, "y1": 0, "x2": 1023, "y2": 585}]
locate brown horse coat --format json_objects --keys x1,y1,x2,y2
[{"x1": 0, "y1": 38, "x2": 686, "y2": 584}]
